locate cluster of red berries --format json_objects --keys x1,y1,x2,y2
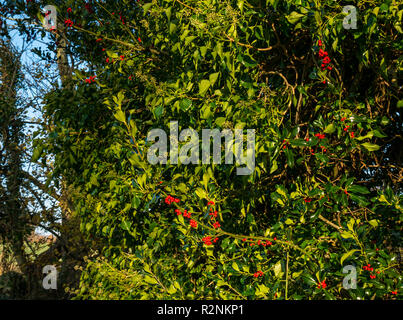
[
  {"x1": 64, "y1": 18, "x2": 74, "y2": 28},
  {"x1": 363, "y1": 263, "x2": 380, "y2": 279},
  {"x1": 174, "y1": 208, "x2": 190, "y2": 217},
  {"x1": 306, "y1": 133, "x2": 327, "y2": 155},
  {"x1": 190, "y1": 219, "x2": 198, "y2": 228},
  {"x1": 202, "y1": 236, "x2": 218, "y2": 246},
  {"x1": 282, "y1": 139, "x2": 290, "y2": 149},
  {"x1": 242, "y1": 238, "x2": 276, "y2": 247},
  {"x1": 318, "y1": 40, "x2": 332, "y2": 71},
  {"x1": 166, "y1": 196, "x2": 197, "y2": 229},
  {"x1": 391, "y1": 290, "x2": 397, "y2": 295},
  {"x1": 208, "y1": 201, "x2": 221, "y2": 229},
  {"x1": 200, "y1": 201, "x2": 222, "y2": 246},
  {"x1": 315, "y1": 133, "x2": 326, "y2": 139},
  {"x1": 209, "y1": 210, "x2": 218, "y2": 219},
  {"x1": 317, "y1": 280, "x2": 327, "y2": 289},
  {"x1": 363, "y1": 263, "x2": 373, "y2": 271},
  {"x1": 253, "y1": 271, "x2": 264, "y2": 278},
  {"x1": 183, "y1": 210, "x2": 192, "y2": 218},
  {"x1": 175, "y1": 208, "x2": 197, "y2": 228},
  {"x1": 213, "y1": 221, "x2": 221, "y2": 229},
  {"x1": 341, "y1": 118, "x2": 355, "y2": 138},
  {"x1": 85, "y1": 75, "x2": 96, "y2": 84},
  {"x1": 165, "y1": 195, "x2": 180, "y2": 205},
  {"x1": 304, "y1": 198, "x2": 312, "y2": 203}
]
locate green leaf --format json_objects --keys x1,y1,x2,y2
[
  {"x1": 185, "y1": 36, "x2": 197, "y2": 46},
  {"x1": 286, "y1": 11, "x2": 305, "y2": 24},
  {"x1": 273, "y1": 260, "x2": 283, "y2": 278},
  {"x1": 209, "y1": 72, "x2": 219, "y2": 87},
  {"x1": 144, "y1": 275, "x2": 158, "y2": 285},
  {"x1": 142, "y1": 3, "x2": 154, "y2": 14},
  {"x1": 356, "y1": 132, "x2": 374, "y2": 141},
  {"x1": 195, "y1": 188, "x2": 208, "y2": 199},
  {"x1": 120, "y1": 220, "x2": 132, "y2": 231},
  {"x1": 285, "y1": 148, "x2": 294, "y2": 168},
  {"x1": 169, "y1": 22, "x2": 177, "y2": 34},
  {"x1": 215, "y1": 117, "x2": 226, "y2": 127},
  {"x1": 180, "y1": 98, "x2": 192, "y2": 111},
  {"x1": 242, "y1": 55, "x2": 257, "y2": 68},
  {"x1": 232, "y1": 262, "x2": 240, "y2": 272},
  {"x1": 324, "y1": 123, "x2": 336, "y2": 134},
  {"x1": 198, "y1": 79, "x2": 211, "y2": 96},
  {"x1": 368, "y1": 219, "x2": 379, "y2": 228},
  {"x1": 340, "y1": 249, "x2": 359, "y2": 265},
  {"x1": 132, "y1": 196, "x2": 140, "y2": 209},
  {"x1": 114, "y1": 110, "x2": 126, "y2": 123},
  {"x1": 289, "y1": 139, "x2": 307, "y2": 147},
  {"x1": 154, "y1": 105, "x2": 164, "y2": 119},
  {"x1": 165, "y1": 7, "x2": 172, "y2": 21},
  {"x1": 361, "y1": 142, "x2": 380, "y2": 151},
  {"x1": 285, "y1": 218, "x2": 294, "y2": 225},
  {"x1": 340, "y1": 231, "x2": 354, "y2": 239},
  {"x1": 378, "y1": 194, "x2": 391, "y2": 205},
  {"x1": 85, "y1": 222, "x2": 92, "y2": 232},
  {"x1": 270, "y1": 160, "x2": 278, "y2": 174},
  {"x1": 32, "y1": 146, "x2": 43, "y2": 162},
  {"x1": 348, "y1": 185, "x2": 370, "y2": 194}
]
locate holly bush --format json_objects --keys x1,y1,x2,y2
[{"x1": 29, "y1": 0, "x2": 402, "y2": 299}]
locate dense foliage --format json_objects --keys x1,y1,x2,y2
[{"x1": 8, "y1": 0, "x2": 403, "y2": 299}]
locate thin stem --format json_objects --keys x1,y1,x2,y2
[{"x1": 285, "y1": 250, "x2": 289, "y2": 300}]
